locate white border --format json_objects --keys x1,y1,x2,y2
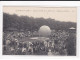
[
  {"x1": 0, "y1": 1, "x2": 80, "y2": 60},
  {"x1": 0, "y1": 1, "x2": 80, "y2": 6}
]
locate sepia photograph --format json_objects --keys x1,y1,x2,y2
[{"x1": 3, "y1": 6, "x2": 77, "y2": 56}]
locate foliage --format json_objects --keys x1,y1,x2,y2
[{"x1": 3, "y1": 13, "x2": 76, "y2": 31}]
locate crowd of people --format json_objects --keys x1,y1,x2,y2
[{"x1": 3, "y1": 30, "x2": 70, "y2": 55}]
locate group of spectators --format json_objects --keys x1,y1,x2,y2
[{"x1": 3, "y1": 30, "x2": 70, "y2": 55}]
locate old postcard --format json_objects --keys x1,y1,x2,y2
[{"x1": 3, "y1": 6, "x2": 77, "y2": 56}]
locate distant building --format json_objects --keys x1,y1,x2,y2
[
  {"x1": 69, "y1": 27, "x2": 76, "y2": 30},
  {"x1": 69, "y1": 27, "x2": 76, "y2": 33}
]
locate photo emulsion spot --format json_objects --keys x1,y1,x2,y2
[{"x1": 3, "y1": 6, "x2": 77, "y2": 56}]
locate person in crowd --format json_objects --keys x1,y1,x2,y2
[
  {"x1": 18, "y1": 42, "x2": 23, "y2": 49},
  {"x1": 48, "y1": 49, "x2": 53, "y2": 55},
  {"x1": 14, "y1": 39, "x2": 19, "y2": 49},
  {"x1": 28, "y1": 46, "x2": 33, "y2": 55},
  {"x1": 5, "y1": 39, "x2": 11, "y2": 53},
  {"x1": 28, "y1": 42, "x2": 33, "y2": 54},
  {"x1": 10, "y1": 47, "x2": 15, "y2": 55},
  {"x1": 53, "y1": 50, "x2": 60, "y2": 56},
  {"x1": 22, "y1": 47, "x2": 27, "y2": 55},
  {"x1": 6, "y1": 39, "x2": 11, "y2": 46},
  {"x1": 16, "y1": 47, "x2": 22, "y2": 55}
]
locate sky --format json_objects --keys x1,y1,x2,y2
[{"x1": 3, "y1": 6, "x2": 77, "y2": 22}]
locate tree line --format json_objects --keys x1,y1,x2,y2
[{"x1": 3, "y1": 13, "x2": 76, "y2": 31}]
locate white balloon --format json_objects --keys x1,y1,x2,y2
[{"x1": 39, "y1": 25, "x2": 51, "y2": 37}]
